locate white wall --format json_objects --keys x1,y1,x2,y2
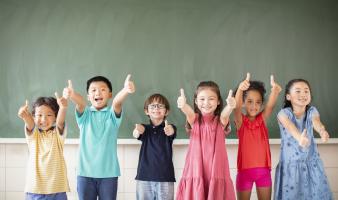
[{"x1": 0, "y1": 139, "x2": 337, "y2": 200}]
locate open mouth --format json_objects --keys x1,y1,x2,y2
[{"x1": 94, "y1": 98, "x2": 103, "y2": 103}]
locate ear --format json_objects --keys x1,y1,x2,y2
[
  {"x1": 165, "y1": 109, "x2": 169, "y2": 116},
  {"x1": 218, "y1": 100, "x2": 220, "y2": 105},
  {"x1": 195, "y1": 99, "x2": 198, "y2": 105},
  {"x1": 108, "y1": 92, "x2": 113, "y2": 98},
  {"x1": 87, "y1": 94, "x2": 91, "y2": 101},
  {"x1": 286, "y1": 94, "x2": 291, "y2": 101},
  {"x1": 144, "y1": 109, "x2": 149, "y2": 115}
]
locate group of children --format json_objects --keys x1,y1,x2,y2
[{"x1": 18, "y1": 73, "x2": 333, "y2": 200}]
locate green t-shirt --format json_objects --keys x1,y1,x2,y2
[{"x1": 76, "y1": 106, "x2": 123, "y2": 178}]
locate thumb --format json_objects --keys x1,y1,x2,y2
[
  {"x1": 165, "y1": 120, "x2": 169, "y2": 127},
  {"x1": 227, "y1": 90, "x2": 233, "y2": 99},
  {"x1": 270, "y1": 75, "x2": 275, "y2": 86},
  {"x1": 55, "y1": 92, "x2": 60, "y2": 99},
  {"x1": 246, "y1": 72, "x2": 250, "y2": 81},
  {"x1": 125, "y1": 74, "x2": 131, "y2": 84},
  {"x1": 180, "y1": 88, "x2": 185, "y2": 97},
  {"x1": 25, "y1": 100, "x2": 29, "y2": 107},
  {"x1": 301, "y1": 129, "x2": 307, "y2": 137},
  {"x1": 68, "y1": 80, "x2": 73, "y2": 89}
]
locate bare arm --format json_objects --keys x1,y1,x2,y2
[
  {"x1": 177, "y1": 88, "x2": 195, "y2": 126},
  {"x1": 312, "y1": 115, "x2": 329, "y2": 142},
  {"x1": 55, "y1": 92, "x2": 68, "y2": 134},
  {"x1": 17, "y1": 100, "x2": 35, "y2": 134},
  {"x1": 220, "y1": 90, "x2": 236, "y2": 126},
  {"x1": 112, "y1": 74, "x2": 135, "y2": 115},
  {"x1": 64, "y1": 80, "x2": 86, "y2": 114},
  {"x1": 234, "y1": 73, "x2": 250, "y2": 129},
  {"x1": 262, "y1": 75, "x2": 282, "y2": 120},
  {"x1": 278, "y1": 113, "x2": 309, "y2": 147}
]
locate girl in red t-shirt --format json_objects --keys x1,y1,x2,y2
[{"x1": 234, "y1": 73, "x2": 282, "y2": 200}]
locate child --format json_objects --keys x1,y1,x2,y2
[
  {"x1": 274, "y1": 79, "x2": 333, "y2": 200},
  {"x1": 234, "y1": 73, "x2": 281, "y2": 200},
  {"x1": 176, "y1": 81, "x2": 236, "y2": 200},
  {"x1": 18, "y1": 93, "x2": 70, "y2": 200},
  {"x1": 133, "y1": 93, "x2": 176, "y2": 200},
  {"x1": 64, "y1": 75, "x2": 135, "y2": 200}
]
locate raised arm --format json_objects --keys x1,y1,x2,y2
[
  {"x1": 55, "y1": 92, "x2": 68, "y2": 134},
  {"x1": 112, "y1": 74, "x2": 135, "y2": 115},
  {"x1": 177, "y1": 88, "x2": 195, "y2": 126},
  {"x1": 234, "y1": 73, "x2": 250, "y2": 129},
  {"x1": 17, "y1": 100, "x2": 35, "y2": 133},
  {"x1": 220, "y1": 90, "x2": 236, "y2": 126},
  {"x1": 278, "y1": 113, "x2": 309, "y2": 147},
  {"x1": 64, "y1": 80, "x2": 86, "y2": 114},
  {"x1": 312, "y1": 114, "x2": 329, "y2": 142},
  {"x1": 262, "y1": 75, "x2": 282, "y2": 120}
]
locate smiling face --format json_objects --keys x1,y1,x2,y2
[
  {"x1": 244, "y1": 90, "x2": 263, "y2": 118},
  {"x1": 87, "y1": 81, "x2": 112, "y2": 110},
  {"x1": 34, "y1": 105, "x2": 56, "y2": 131},
  {"x1": 195, "y1": 88, "x2": 220, "y2": 115},
  {"x1": 145, "y1": 100, "x2": 168, "y2": 121},
  {"x1": 286, "y1": 81, "x2": 311, "y2": 108}
]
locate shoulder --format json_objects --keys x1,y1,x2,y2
[{"x1": 278, "y1": 107, "x2": 293, "y2": 118}]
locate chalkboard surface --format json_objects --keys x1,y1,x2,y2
[{"x1": 1, "y1": 0, "x2": 337, "y2": 138}]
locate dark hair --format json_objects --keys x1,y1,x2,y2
[
  {"x1": 86, "y1": 76, "x2": 112, "y2": 93},
  {"x1": 144, "y1": 93, "x2": 170, "y2": 110},
  {"x1": 194, "y1": 81, "x2": 223, "y2": 117},
  {"x1": 283, "y1": 78, "x2": 312, "y2": 108},
  {"x1": 243, "y1": 80, "x2": 266, "y2": 102},
  {"x1": 32, "y1": 97, "x2": 59, "y2": 117}
]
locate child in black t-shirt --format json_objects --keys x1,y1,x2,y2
[{"x1": 133, "y1": 93, "x2": 176, "y2": 200}]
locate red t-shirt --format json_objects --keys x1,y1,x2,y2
[{"x1": 236, "y1": 113, "x2": 271, "y2": 171}]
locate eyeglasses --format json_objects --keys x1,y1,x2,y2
[{"x1": 148, "y1": 104, "x2": 166, "y2": 109}]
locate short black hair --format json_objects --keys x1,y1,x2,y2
[
  {"x1": 86, "y1": 76, "x2": 112, "y2": 93},
  {"x1": 32, "y1": 97, "x2": 59, "y2": 117},
  {"x1": 234, "y1": 80, "x2": 266, "y2": 102}
]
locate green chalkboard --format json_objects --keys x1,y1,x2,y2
[{"x1": 1, "y1": 0, "x2": 338, "y2": 138}]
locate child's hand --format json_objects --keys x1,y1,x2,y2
[
  {"x1": 135, "y1": 124, "x2": 145, "y2": 134},
  {"x1": 164, "y1": 120, "x2": 175, "y2": 136},
  {"x1": 226, "y1": 90, "x2": 236, "y2": 109},
  {"x1": 319, "y1": 129, "x2": 330, "y2": 143},
  {"x1": 177, "y1": 89, "x2": 186, "y2": 109},
  {"x1": 270, "y1": 75, "x2": 282, "y2": 93},
  {"x1": 18, "y1": 100, "x2": 30, "y2": 119},
  {"x1": 63, "y1": 80, "x2": 74, "y2": 99},
  {"x1": 238, "y1": 73, "x2": 250, "y2": 91},
  {"x1": 299, "y1": 129, "x2": 310, "y2": 148},
  {"x1": 55, "y1": 92, "x2": 68, "y2": 108},
  {"x1": 124, "y1": 74, "x2": 135, "y2": 94}
]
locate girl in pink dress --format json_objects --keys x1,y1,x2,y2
[{"x1": 176, "y1": 81, "x2": 236, "y2": 200}]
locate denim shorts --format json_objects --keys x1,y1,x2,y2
[
  {"x1": 25, "y1": 192, "x2": 67, "y2": 200},
  {"x1": 136, "y1": 180, "x2": 174, "y2": 200},
  {"x1": 77, "y1": 176, "x2": 118, "y2": 200}
]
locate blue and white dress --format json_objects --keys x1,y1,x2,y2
[{"x1": 274, "y1": 106, "x2": 333, "y2": 200}]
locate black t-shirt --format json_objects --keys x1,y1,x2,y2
[{"x1": 135, "y1": 121, "x2": 176, "y2": 182}]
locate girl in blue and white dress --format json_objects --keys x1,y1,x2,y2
[{"x1": 274, "y1": 78, "x2": 333, "y2": 200}]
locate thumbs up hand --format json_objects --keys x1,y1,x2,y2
[
  {"x1": 55, "y1": 92, "x2": 68, "y2": 108},
  {"x1": 299, "y1": 129, "x2": 310, "y2": 148},
  {"x1": 124, "y1": 74, "x2": 135, "y2": 94},
  {"x1": 226, "y1": 90, "x2": 236, "y2": 109},
  {"x1": 238, "y1": 73, "x2": 250, "y2": 91},
  {"x1": 319, "y1": 128, "x2": 330, "y2": 143},
  {"x1": 18, "y1": 100, "x2": 30, "y2": 119},
  {"x1": 133, "y1": 124, "x2": 145, "y2": 138},
  {"x1": 63, "y1": 80, "x2": 74, "y2": 99},
  {"x1": 177, "y1": 89, "x2": 186, "y2": 109},
  {"x1": 164, "y1": 120, "x2": 175, "y2": 136},
  {"x1": 270, "y1": 75, "x2": 282, "y2": 93}
]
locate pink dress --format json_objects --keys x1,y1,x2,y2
[{"x1": 176, "y1": 114, "x2": 236, "y2": 200}]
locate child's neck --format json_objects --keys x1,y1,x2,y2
[
  {"x1": 151, "y1": 118, "x2": 164, "y2": 126},
  {"x1": 292, "y1": 105, "x2": 306, "y2": 118}
]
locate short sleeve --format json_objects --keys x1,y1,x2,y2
[
  {"x1": 170, "y1": 124, "x2": 177, "y2": 140},
  {"x1": 278, "y1": 108, "x2": 293, "y2": 120},
  {"x1": 111, "y1": 108, "x2": 123, "y2": 127},
  {"x1": 75, "y1": 106, "x2": 89, "y2": 125},
  {"x1": 57, "y1": 125, "x2": 67, "y2": 140},
  {"x1": 308, "y1": 106, "x2": 319, "y2": 119}
]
